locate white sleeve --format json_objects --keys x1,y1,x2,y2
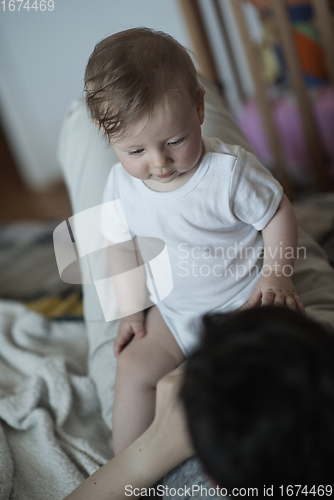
[
  {"x1": 100, "y1": 166, "x2": 132, "y2": 243},
  {"x1": 230, "y1": 148, "x2": 284, "y2": 231}
]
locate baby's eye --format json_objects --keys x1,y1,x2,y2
[
  {"x1": 129, "y1": 149, "x2": 144, "y2": 156},
  {"x1": 168, "y1": 138, "x2": 184, "y2": 146}
]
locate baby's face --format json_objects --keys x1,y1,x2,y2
[{"x1": 111, "y1": 91, "x2": 205, "y2": 190}]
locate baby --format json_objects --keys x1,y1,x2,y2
[{"x1": 84, "y1": 27, "x2": 305, "y2": 454}]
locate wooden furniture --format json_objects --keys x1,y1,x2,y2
[{"x1": 179, "y1": 0, "x2": 334, "y2": 197}]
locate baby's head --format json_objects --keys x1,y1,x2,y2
[
  {"x1": 84, "y1": 27, "x2": 202, "y2": 140},
  {"x1": 84, "y1": 28, "x2": 205, "y2": 185}
]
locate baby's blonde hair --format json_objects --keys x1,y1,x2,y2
[{"x1": 84, "y1": 27, "x2": 202, "y2": 140}]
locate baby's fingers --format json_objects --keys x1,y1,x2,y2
[
  {"x1": 285, "y1": 294, "x2": 298, "y2": 312},
  {"x1": 285, "y1": 294, "x2": 306, "y2": 316},
  {"x1": 261, "y1": 290, "x2": 276, "y2": 307},
  {"x1": 292, "y1": 293, "x2": 306, "y2": 316},
  {"x1": 114, "y1": 329, "x2": 133, "y2": 357},
  {"x1": 273, "y1": 291, "x2": 286, "y2": 307},
  {"x1": 131, "y1": 320, "x2": 146, "y2": 339},
  {"x1": 247, "y1": 288, "x2": 262, "y2": 308}
]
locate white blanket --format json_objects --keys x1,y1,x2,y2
[{"x1": 0, "y1": 301, "x2": 113, "y2": 500}]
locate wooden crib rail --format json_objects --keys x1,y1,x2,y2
[
  {"x1": 270, "y1": 0, "x2": 329, "y2": 193},
  {"x1": 311, "y1": 0, "x2": 334, "y2": 87},
  {"x1": 179, "y1": 0, "x2": 334, "y2": 196},
  {"x1": 179, "y1": 0, "x2": 221, "y2": 86},
  {"x1": 230, "y1": 0, "x2": 294, "y2": 198}
]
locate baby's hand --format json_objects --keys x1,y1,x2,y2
[
  {"x1": 114, "y1": 311, "x2": 146, "y2": 357},
  {"x1": 246, "y1": 274, "x2": 306, "y2": 316}
]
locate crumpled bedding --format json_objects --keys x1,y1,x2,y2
[{"x1": 0, "y1": 301, "x2": 112, "y2": 500}]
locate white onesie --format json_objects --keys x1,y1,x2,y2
[{"x1": 101, "y1": 137, "x2": 283, "y2": 355}]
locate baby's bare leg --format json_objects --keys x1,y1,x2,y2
[{"x1": 112, "y1": 305, "x2": 185, "y2": 455}]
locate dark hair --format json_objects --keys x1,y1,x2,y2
[
  {"x1": 84, "y1": 27, "x2": 202, "y2": 140},
  {"x1": 181, "y1": 307, "x2": 334, "y2": 490}
]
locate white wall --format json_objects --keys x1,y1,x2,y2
[{"x1": 0, "y1": 0, "x2": 192, "y2": 188}]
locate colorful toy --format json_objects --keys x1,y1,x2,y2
[{"x1": 249, "y1": 0, "x2": 334, "y2": 86}]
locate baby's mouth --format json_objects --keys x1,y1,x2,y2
[{"x1": 156, "y1": 171, "x2": 175, "y2": 178}]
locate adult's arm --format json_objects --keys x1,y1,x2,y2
[{"x1": 64, "y1": 369, "x2": 194, "y2": 500}]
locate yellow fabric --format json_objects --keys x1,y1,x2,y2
[{"x1": 24, "y1": 292, "x2": 83, "y2": 318}]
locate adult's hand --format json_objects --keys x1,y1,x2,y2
[{"x1": 147, "y1": 366, "x2": 195, "y2": 475}]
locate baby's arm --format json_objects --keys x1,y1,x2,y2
[
  {"x1": 247, "y1": 194, "x2": 305, "y2": 315},
  {"x1": 107, "y1": 239, "x2": 150, "y2": 356}
]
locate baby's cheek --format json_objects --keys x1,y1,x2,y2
[{"x1": 183, "y1": 149, "x2": 199, "y2": 169}]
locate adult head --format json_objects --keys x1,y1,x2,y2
[{"x1": 182, "y1": 306, "x2": 334, "y2": 489}]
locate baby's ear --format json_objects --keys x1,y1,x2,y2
[
  {"x1": 93, "y1": 119, "x2": 107, "y2": 137},
  {"x1": 199, "y1": 87, "x2": 206, "y2": 99},
  {"x1": 92, "y1": 119, "x2": 110, "y2": 144}
]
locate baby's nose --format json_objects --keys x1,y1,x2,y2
[{"x1": 150, "y1": 152, "x2": 171, "y2": 170}]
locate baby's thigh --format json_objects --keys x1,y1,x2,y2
[{"x1": 116, "y1": 305, "x2": 186, "y2": 387}]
